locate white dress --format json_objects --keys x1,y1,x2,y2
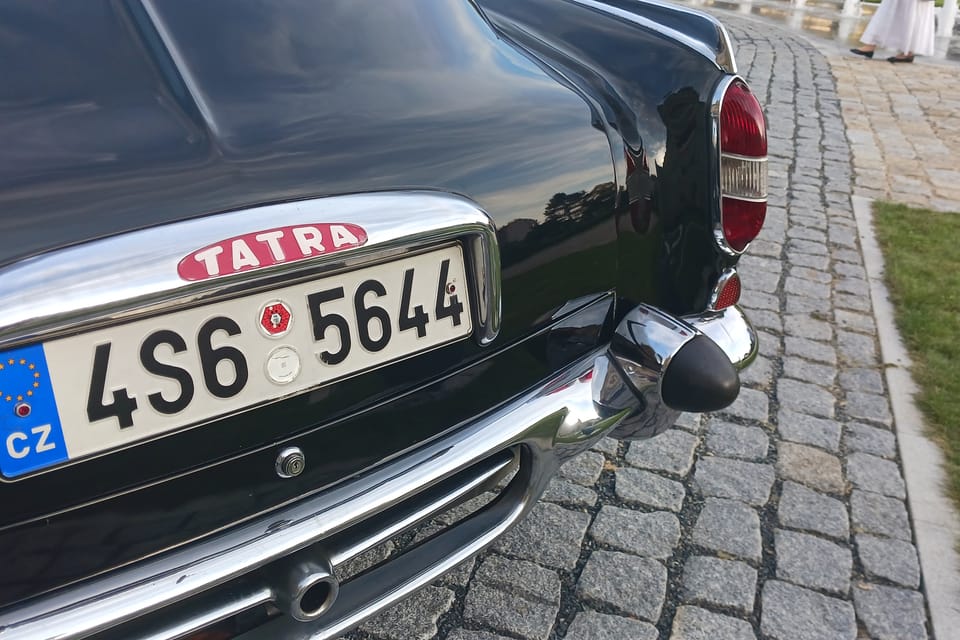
[{"x1": 861, "y1": 0, "x2": 936, "y2": 56}]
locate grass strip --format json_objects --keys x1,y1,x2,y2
[{"x1": 873, "y1": 201, "x2": 960, "y2": 504}]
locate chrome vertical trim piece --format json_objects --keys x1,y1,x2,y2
[
  {"x1": 0, "y1": 191, "x2": 501, "y2": 350},
  {"x1": 710, "y1": 74, "x2": 748, "y2": 257}
]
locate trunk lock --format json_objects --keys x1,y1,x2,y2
[{"x1": 276, "y1": 447, "x2": 306, "y2": 478}]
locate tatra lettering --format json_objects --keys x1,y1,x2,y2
[
  {"x1": 231, "y1": 239, "x2": 260, "y2": 270},
  {"x1": 194, "y1": 246, "x2": 224, "y2": 276},
  {"x1": 293, "y1": 226, "x2": 325, "y2": 256},
  {"x1": 5, "y1": 432, "x2": 29, "y2": 459},
  {"x1": 330, "y1": 224, "x2": 360, "y2": 248},
  {"x1": 255, "y1": 230, "x2": 287, "y2": 261}
]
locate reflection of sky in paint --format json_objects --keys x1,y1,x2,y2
[
  {"x1": 153, "y1": 0, "x2": 615, "y2": 223},
  {"x1": 0, "y1": 0, "x2": 615, "y2": 257}
]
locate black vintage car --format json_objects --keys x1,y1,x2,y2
[{"x1": 0, "y1": 1, "x2": 766, "y2": 638}]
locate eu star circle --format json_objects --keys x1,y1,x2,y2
[{"x1": 258, "y1": 300, "x2": 293, "y2": 338}]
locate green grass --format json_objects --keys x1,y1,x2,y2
[{"x1": 873, "y1": 201, "x2": 960, "y2": 504}]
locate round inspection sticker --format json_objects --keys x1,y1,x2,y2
[{"x1": 265, "y1": 346, "x2": 301, "y2": 385}]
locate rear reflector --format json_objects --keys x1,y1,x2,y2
[
  {"x1": 711, "y1": 271, "x2": 742, "y2": 311},
  {"x1": 718, "y1": 78, "x2": 768, "y2": 254}
]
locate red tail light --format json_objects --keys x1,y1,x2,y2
[
  {"x1": 718, "y1": 79, "x2": 767, "y2": 253},
  {"x1": 711, "y1": 270, "x2": 742, "y2": 311}
]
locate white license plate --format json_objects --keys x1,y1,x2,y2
[{"x1": 0, "y1": 245, "x2": 471, "y2": 478}]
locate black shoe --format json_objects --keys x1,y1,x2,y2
[
  {"x1": 887, "y1": 55, "x2": 915, "y2": 63},
  {"x1": 850, "y1": 48, "x2": 874, "y2": 59}
]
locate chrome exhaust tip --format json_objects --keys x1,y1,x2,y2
[{"x1": 271, "y1": 555, "x2": 340, "y2": 622}]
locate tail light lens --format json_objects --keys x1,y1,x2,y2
[
  {"x1": 711, "y1": 270, "x2": 742, "y2": 311},
  {"x1": 718, "y1": 79, "x2": 767, "y2": 253}
]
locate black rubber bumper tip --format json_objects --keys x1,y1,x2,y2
[{"x1": 661, "y1": 335, "x2": 740, "y2": 412}]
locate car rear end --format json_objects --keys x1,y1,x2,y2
[{"x1": 0, "y1": 1, "x2": 766, "y2": 638}]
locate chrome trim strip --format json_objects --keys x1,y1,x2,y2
[
  {"x1": 0, "y1": 191, "x2": 501, "y2": 350},
  {"x1": 565, "y1": 0, "x2": 723, "y2": 71},
  {"x1": 626, "y1": 0, "x2": 739, "y2": 73}
]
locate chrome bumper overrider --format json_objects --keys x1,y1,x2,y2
[{"x1": 0, "y1": 305, "x2": 755, "y2": 640}]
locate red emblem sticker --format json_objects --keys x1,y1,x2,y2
[
  {"x1": 177, "y1": 223, "x2": 368, "y2": 281},
  {"x1": 259, "y1": 301, "x2": 293, "y2": 338}
]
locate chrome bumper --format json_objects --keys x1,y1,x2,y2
[{"x1": 0, "y1": 305, "x2": 755, "y2": 640}]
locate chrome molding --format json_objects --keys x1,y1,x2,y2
[
  {"x1": 566, "y1": 0, "x2": 724, "y2": 70},
  {"x1": 567, "y1": 0, "x2": 738, "y2": 73},
  {"x1": 0, "y1": 191, "x2": 501, "y2": 350},
  {"x1": 628, "y1": 0, "x2": 739, "y2": 73}
]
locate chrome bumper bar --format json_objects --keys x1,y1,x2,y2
[{"x1": 0, "y1": 305, "x2": 755, "y2": 640}]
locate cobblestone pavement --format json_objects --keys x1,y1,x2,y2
[
  {"x1": 831, "y1": 55, "x2": 960, "y2": 212},
  {"x1": 347, "y1": 17, "x2": 934, "y2": 640}
]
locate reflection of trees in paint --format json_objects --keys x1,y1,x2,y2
[{"x1": 497, "y1": 182, "x2": 620, "y2": 266}]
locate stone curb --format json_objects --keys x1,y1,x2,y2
[{"x1": 851, "y1": 194, "x2": 960, "y2": 639}]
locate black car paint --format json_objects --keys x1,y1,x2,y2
[{"x1": 0, "y1": 0, "x2": 726, "y2": 608}]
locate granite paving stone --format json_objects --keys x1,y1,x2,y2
[
  {"x1": 589, "y1": 436, "x2": 619, "y2": 456},
  {"x1": 472, "y1": 555, "x2": 560, "y2": 603},
  {"x1": 850, "y1": 490, "x2": 911, "y2": 540},
  {"x1": 691, "y1": 498, "x2": 762, "y2": 563},
  {"x1": 674, "y1": 412, "x2": 703, "y2": 433},
  {"x1": 784, "y1": 313, "x2": 833, "y2": 341},
  {"x1": 705, "y1": 420, "x2": 769, "y2": 460},
  {"x1": 558, "y1": 451, "x2": 605, "y2": 487},
  {"x1": 781, "y1": 358, "x2": 836, "y2": 387},
  {"x1": 740, "y1": 353, "x2": 774, "y2": 388},
  {"x1": 838, "y1": 367, "x2": 884, "y2": 394},
  {"x1": 614, "y1": 467, "x2": 686, "y2": 512},
  {"x1": 692, "y1": 456, "x2": 775, "y2": 506},
  {"x1": 777, "y1": 378, "x2": 835, "y2": 418},
  {"x1": 845, "y1": 392, "x2": 893, "y2": 425},
  {"x1": 463, "y1": 583, "x2": 558, "y2": 640},
  {"x1": 446, "y1": 631, "x2": 513, "y2": 640},
  {"x1": 856, "y1": 535, "x2": 921, "y2": 588},
  {"x1": 588, "y1": 506, "x2": 680, "y2": 559},
  {"x1": 777, "y1": 442, "x2": 846, "y2": 494},
  {"x1": 720, "y1": 386, "x2": 770, "y2": 423},
  {"x1": 576, "y1": 551, "x2": 667, "y2": 622},
  {"x1": 784, "y1": 336, "x2": 837, "y2": 365},
  {"x1": 625, "y1": 429, "x2": 699, "y2": 477},
  {"x1": 853, "y1": 583, "x2": 929, "y2": 640},
  {"x1": 670, "y1": 606, "x2": 757, "y2": 640},
  {"x1": 541, "y1": 478, "x2": 598, "y2": 508},
  {"x1": 361, "y1": 586, "x2": 455, "y2": 640},
  {"x1": 844, "y1": 422, "x2": 897, "y2": 458},
  {"x1": 835, "y1": 309, "x2": 876, "y2": 334},
  {"x1": 775, "y1": 529, "x2": 852, "y2": 594},
  {"x1": 760, "y1": 581, "x2": 857, "y2": 640},
  {"x1": 846, "y1": 452, "x2": 906, "y2": 499},
  {"x1": 777, "y1": 409, "x2": 842, "y2": 451},
  {"x1": 681, "y1": 555, "x2": 757, "y2": 613},
  {"x1": 777, "y1": 481, "x2": 850, "y2": 540},
  {"x1": 494, "y1": 501, "x2": 590, "y2": 570},
  {"x1": 563, "y1": 611, "x2": 658, "y2": 640}
]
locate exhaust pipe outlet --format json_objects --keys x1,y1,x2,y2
[
  {"x1": 270, "y1": 555, "x2": 340, "y2": 622},
  {"x1": 599, "y1": 304, "x2": 740, "y2": 440}
]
